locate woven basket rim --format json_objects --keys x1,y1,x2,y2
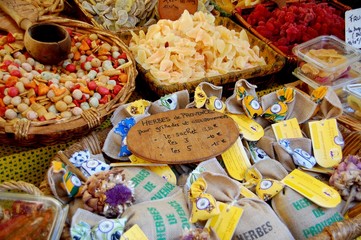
[{"x1": 0, "y1": 17, "x2": 137, "y2": 145}]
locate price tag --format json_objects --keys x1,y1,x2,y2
[
  {"x1": 272, "y1": 118, "x2": 303, "y2": 141},
  {"x1": 158, "y1": 0, "x2": 198, "y2": 21},
  {"x1": 120, "y1": 224, "x2": 148, "y2": 240},
  {"x1": 221, "y1": 137, "x2": 251, "y2": 181},
  {"x1": 282, "y1": 169, "x2": 341, "y2": 208},
  {"x1": 227, "y1": 114, "x2": 264, "y2": 141},
  {"x1": 345, "y1": 8, "x2": 361, "y2": 48},
  {"x1": 206, "y1": 202, "x2": 243, "y2": 240},
  {"x1": 308, "y1": 119, "x2": 343, "y2": 168}
]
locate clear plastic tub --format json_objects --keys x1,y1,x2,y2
[
  {"x1": 292, "y1": 35, "x2": 361, "y2": 85},
  {"x1": 337, "y1": 80, "x2": 361, "y2": 120},
  {"x1": 0, "y1": 192, "x2": 68, "y2": 240}
]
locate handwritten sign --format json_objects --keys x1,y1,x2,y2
[
  {"x1": 127, "y1": 108, "x2": 239, "y2": 164},
  {"x1": 345, "y1": 8, "x2": 361, "y2": 48},
  {"x1": 158, "y1": 0, "x2": 198, "y2": 21}
]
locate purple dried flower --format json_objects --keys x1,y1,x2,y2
[{"x1": 105, "y1": 184, "x2": 133, "y2": 206}]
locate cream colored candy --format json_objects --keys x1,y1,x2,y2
[
  {"x1": 17, "y1": 103, "x2": 29, "y2": 113},
  {"x1": 55, "y1": 100, "x2": 68, "y2": 112},
  {"x1": 72, "y1": 89, "x2": 83, "y2": 100},
  {"x1": 72, "y1": 107, "x2": 83, "y2": 116},
  {"x1": 5, "y1": 109, "x2": 17, "y2": 120},
  {"x1": 26, "y1": 110, "x2": 38, "y2": 120},
  {"x1": 63, "y1": 95, "x2": 73, "y2": 104}
]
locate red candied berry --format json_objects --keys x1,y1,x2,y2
[
  {"x1": 87, "y1": 81, "x2": 97, "y2": 91},
  {"x1": 99, "y1": 95, "x2": 109, "y2": 104},
  {"x1": 256, "y1": 26, "x2": 272, "y2": 39},
  {"x1": 86, "y1": 56, "x2": 94, "y2": 62},
  {"x1": 0, "y1": 106, "x2": 7, "y2": 117},
  {"x1": 277, "y1": 45, "x2": 290, "y2": 54},
  {"x1": 7, "y1": 33, "x2": 16, "y2": 43},
  {"x1": 113, "y1": 85, "x2": 122, "y2": 95},
  {"x1": 265, "y1": 22, "x2": 275, "y2": 32},
  {"x1": 7, "y1": 87, "x2": 19, "y2": 97},
  {"x1": 284, "y1": 12, "x2": 296, "y2": 23},
  {"x1": 38, "y1": 116, "x2": 46, "y2": 121},
  {"x1": 9, "y1": 69, "x2": 21, "y2": 78},
  {"x1": 97, "y1": 86, "x2": 110, "y2": 96},
  {"x1": 65, "y1": 63, "x2": 76, "y2": 72}
]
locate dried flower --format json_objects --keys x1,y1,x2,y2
[
  {"x1": 105, "y1": 183, "x2": 134, "y2": 206},
  {"x1": 329, "y1": 155, "x2": 361, "y2": 214}
]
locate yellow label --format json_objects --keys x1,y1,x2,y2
[
  {"x1": 146, "y1": 166, "x2": 177, "y2": 185},
  {"x1": 299, "y1": 166, "x2": 335, "y2": 175},
  {"x1": 120, "y1": 224, "x2": 148, "y2": 240},
  {"x1": 206, "y1": 202, "x2": 243, "y2": 240},
  {"x1": 227, "y1": 114, "x2": 264, "y2": 141},
  {"x1": 110, "y1": 155, "x2": 167, "y2": 167},
  {"x1": 221, "y1": 137, "x2": 251, "y2": 181},
  {"x1": 272, "y1": 118, "x2": 303, "y2": 141},
  {"x1": 240, "y1": 184, "x2": 259, "y2": 199},
  {"x1": 282, "y1": 169, "x2": 341, "y2": 208},
  {"x1": 308, "y1": 119, "x2": 342, "y2": 168}
]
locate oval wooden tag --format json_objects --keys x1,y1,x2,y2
[
  {"x1": 127, "y1": 108, "x2": 239, "y2": 164},
  {"x1": 158, "y1": 0, "x2": 198, "y2": 21}
]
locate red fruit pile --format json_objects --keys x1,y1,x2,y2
[{"x1": 245, "y1": 2, "x2": 345, "y2": 55}]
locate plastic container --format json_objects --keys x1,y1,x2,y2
[
  {"x1": 292, "y1": 35, "x2": 361, "y2": 86},
  {"x1": 0, "y1": 192, "x2": 68, "y2": 240},
  {"x1": 293, "y1": 67, "x2": 361, "y2": 90},
  {"x1": 337, "y1": 80, "x2": 361, "y2": 120}
]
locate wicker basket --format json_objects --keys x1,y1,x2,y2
[
  {"x1": 135, "y1": 16, "x2": 285, "y2": 96},
  {"x1": 0, "y1": 17, "x2": 137, "y2": 146},
  {"x1": 233, "y1": 0, "x2": 352, "y2": 66},
  {"x1": 28, "y1": 0, "x2": 65, "y2": 19},
  {"x1": 72, "y1": 0, "x2": 155, "y2": 42}
]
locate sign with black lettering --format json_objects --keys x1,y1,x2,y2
[
  {"x1": 127, "y1": 108, "x2": 239, "y2": 164},
  {"x1": 345, "y1": 8, "x2": 361, "y2": 48},
  {"x1": 158, "y1": 0, "x2": 198, "y2": 21}
]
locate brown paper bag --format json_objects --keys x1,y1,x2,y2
[
  {"x1": 252, "y1": 159, "x2": 288, "y2": 180},
  {"x1": 121, "y1": 166, "x2": 180, "y2": 204},
  {"x1": 260, "y1": 89, "x2": 317, "y2": 125},
  {"x1": 122, "y1": 189, "x2": 193, "y2": 240},
  {"x1": 200, "y1": 172, "x2": 295, "y2": 240},
  {"x1": 273, "y1": 138, "x2": 313, "y2": 172},
  {"x1": 271, "y1": 187, "x2": 344, "y2": 239},
  {"x1": 149, "y1": 90, "x2": 190, "y2": 114},
  {"x1": 225, "y1": 79, "x2": 259, "y2": 115},
  {"x1": 314, "y1": 88, "x2": 343, "y2": 120}
]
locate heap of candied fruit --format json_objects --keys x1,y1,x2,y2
[
  {"x1": 244, "y1": 2, "x2": 345, "y2": 55},
  {"x1": 0, "y1": 29, "x2": 129, "y2": 122}
]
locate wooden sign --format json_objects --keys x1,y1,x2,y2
[
  {"x1": 127, "y1": 108, "x2": 239, "y2": 164},
  {"x1": 158, "y1": 0, "x2": 198, "y2": 21}
]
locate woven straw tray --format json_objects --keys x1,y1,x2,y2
[
  {"x1": 0, "y1": 17, "x2": 137, "y2": 146},
  {"x1": 233, "y1": 0, "x2": 352, "y2": 66},
  {"x1": 135, "y1": 17, "x2": 285, "y2": 96}
]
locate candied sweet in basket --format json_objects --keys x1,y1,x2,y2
[{"x1": 0, "y1": 27, "x2": 132, "y2": 123}]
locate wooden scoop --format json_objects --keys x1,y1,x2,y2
[{"x1": 0, "y1": 0, "x2": 71, "y2": 65}]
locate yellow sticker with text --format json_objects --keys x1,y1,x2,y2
[
  {"x1": 282, "y1": 169, "x2": 341, "y2": 208},
  {"x1": 308, "y1": 119, "x2": 343, "y2": 168},
  {"x1": 120, "y1": 224, "x2": 148, "y2": 240},
  {"x1": 227, "y1": 114, "x2": 264, "y2": 141},
  {"x1": 206, "y1": 202, "x2": 243, "y2": 240},
  {"x1": 272, "y1": 118, "x2": 303, "y2": 141},
  {"x1": 221, "y1": 137, "x2": 251, "y2": 181}
]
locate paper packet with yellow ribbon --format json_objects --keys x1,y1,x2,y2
[{"x1": 187, "y1": 82, "x2": 226, "y2": 113}]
